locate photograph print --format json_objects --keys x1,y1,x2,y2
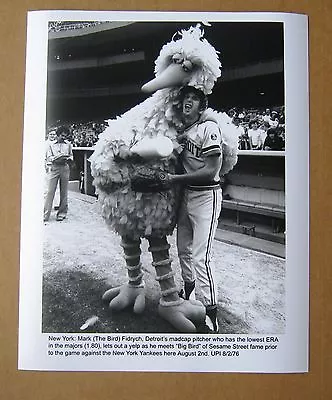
[{"x1": 41, "y1": 19, "x2": 286, "y2": 336}]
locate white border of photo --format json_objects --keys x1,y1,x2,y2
[{"x1": 18, "y1": 10, "x2": 309, "y2": 372}]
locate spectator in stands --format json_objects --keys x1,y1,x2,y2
[
  {"x1": 238, "y1": 131, "x2": 250, "y2": 150},
  {"x1": 262, "y1": 108, "x2": 272, "y2": 123},
  {"x1": 263, "y1": 127, "x2": 285, "y2": 151},
  {"x1": 260, "y1": 119, "x2": 270, "y2": 141},
  {"x1": 278, "y1": 125, "x2": 286, "y2": 143},
  {"x1": 247, "y1": 109, "x2": 258, "y2": 123},
  {"x1": 238, "y1": 108, "x2": 246, "y2": 121},
  {"x1": 278, "y1": 107, "x2": 285, "y2": 126},
  {"x1": 256, "y1": 111, "x2": 264, "y2": 126},
  {"x1": 247, "y1": 119, "x2": 264, "y2": 150},
  {"x1": 269, "y1": 111, "x2": 279, "y2": 128},
  {"x1": 44, "y1": 126, "x2": 73, "y2": 222},
  {"x1": 235, "y1": 119, "x2": 250, "y2": 150},
  {"x1": 224, "y1": 108, "x2": 236, "y2": 124},
  {"x1": 229, "y1": 115, "x2": 247, "y2": 150},
  {"x1": 71, "y1": 121, "x2": 105, "y2": 147}
]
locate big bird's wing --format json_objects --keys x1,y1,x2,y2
[{"x1": 201, "y1": 108, "x2": 239, "y2": 176}]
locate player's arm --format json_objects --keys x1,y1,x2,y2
[{"x1": 168, "y1": 154, "x2": 221, "y2": 185}]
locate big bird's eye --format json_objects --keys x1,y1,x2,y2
[
  {"x1": 172, "y1": 53, "x2": 183, "y2": 64},
  {"x1": 182, "y1": 60, "x2": 193, "y2": 72}
]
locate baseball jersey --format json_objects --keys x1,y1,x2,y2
[{"x1": 181, "y1": 120, "x2": 222, "y2": 185}]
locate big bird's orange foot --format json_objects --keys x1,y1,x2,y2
[
  {"x1": 158, "y1": 299, "x2": 206, "y2": 333},
  {"x1": 102, "y1": 284, "x2": 145, "y2": 314}
]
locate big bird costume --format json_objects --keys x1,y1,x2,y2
[{"x1": 90, "y1": 25, "x2": 238, "y2": 332}]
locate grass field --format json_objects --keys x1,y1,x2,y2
[{"x1": 42, "y1": 191, "x2": 285, "y2": 334}]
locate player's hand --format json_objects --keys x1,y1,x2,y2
[{"x1": 130, "y1": 166, "x2": 172, "y2": 192}]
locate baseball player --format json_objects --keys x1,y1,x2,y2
[{"x1": 167, "y1": 86, "x2": 223, "y2": 333}]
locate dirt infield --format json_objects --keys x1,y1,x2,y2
[{"x1": 42, "y1": 191, "x2": 285, "y2": 334}]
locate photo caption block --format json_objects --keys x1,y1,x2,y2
[{"x1": 46, "y1": 334, "x2": 280, "y2": 359}]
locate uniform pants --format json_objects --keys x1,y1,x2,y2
[
  {"x1": 44, "y1": 164, "x2": 70, "y2": 220},
  {"x1": 176, "y1": 187, "x2": 222, "y2": 306}
]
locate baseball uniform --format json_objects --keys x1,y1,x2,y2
[{"x1": 176, "y1": 119, "x2": 222, "y2": 307}]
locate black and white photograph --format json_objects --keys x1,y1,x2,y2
[{"x1": 19, "y1": 11, "x2": 309, "y2": 373}]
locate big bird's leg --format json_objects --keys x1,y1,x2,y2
[
  {"x1": 102, "y1": 236, "x2": 145, "y2": 314},
  {"x1": 148, "y1": 236, "x2": 205, "y2": 333}
]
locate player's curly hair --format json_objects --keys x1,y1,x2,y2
[{"x1": 178, "y1": 85, "x2": 208, "y2": 111}]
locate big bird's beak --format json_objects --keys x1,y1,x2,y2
[{"x1": 141, "y1": 63, "x2": 190, "y2": 93}]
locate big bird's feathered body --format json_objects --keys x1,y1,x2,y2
[
  {"x1": 90, "y1": 26, "x2": 238, "y2": 239},
  {"x1": 89, "y1": 25, "x2": 238, "y2": 333},
  {"x1": 90, "y1": 90, "x2": 180, "y2": 239}
]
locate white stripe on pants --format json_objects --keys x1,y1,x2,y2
[{"x1": 176, "y1": 187, "x2": 222, "y2": 306}]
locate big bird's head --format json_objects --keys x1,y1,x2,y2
[{"x1": 141, "y1": 24, "x2": 221, "y2": 95}]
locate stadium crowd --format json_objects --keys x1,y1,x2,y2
[
  {"x1": 46, "y1": 106, "x2": 285, "y2": 151},
  {"x1": 224, "y1": 106, "x2": 285, "y2": 151},
  {"x1": 46, "y1": 121, "x2": 108, "y2": 147}
]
